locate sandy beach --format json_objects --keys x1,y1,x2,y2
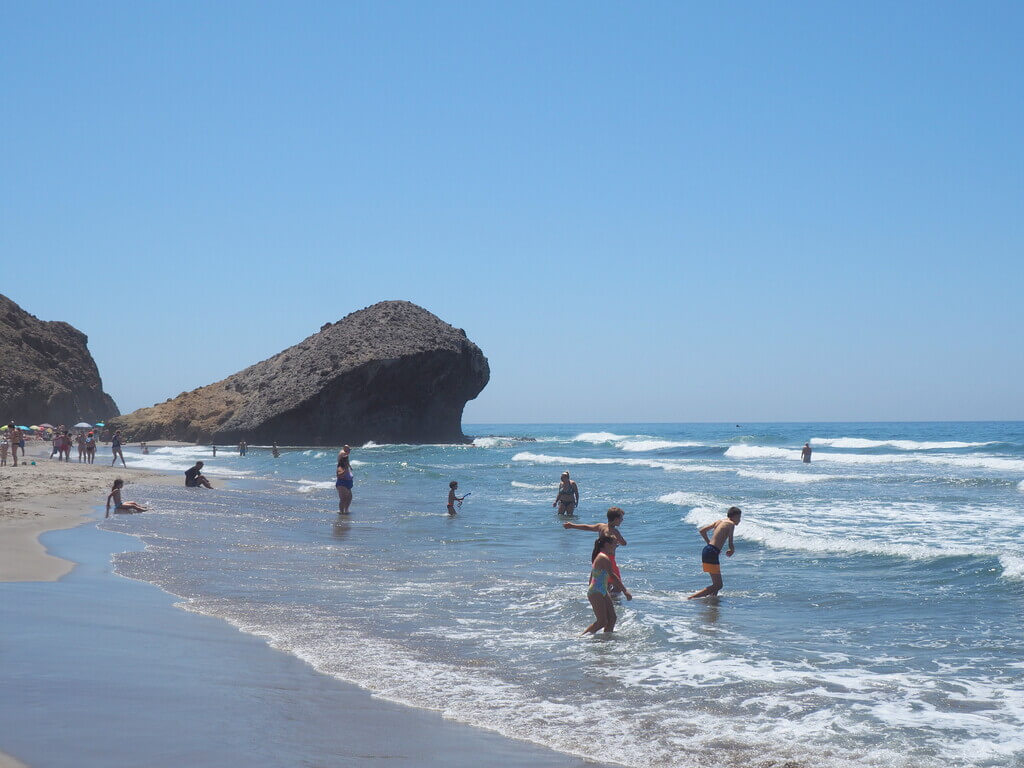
[
  {"x1": 0, "y1": 443, "x2": 603, "y2": 768},
  {"x1": 0, "y1": 443, "x2": 173, "y2": 581}
]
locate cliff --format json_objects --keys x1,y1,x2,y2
[
  {"x1": 0, "y1": 294, "x2": 119, "y2": 425},
  {"x1": 109, "y1": 301, "x2": 489, "y2": 445}
]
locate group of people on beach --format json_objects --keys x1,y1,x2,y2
[
  {"x1": 1, "y1": 422, "x2": 24, "y2": 466},
  {"x1": 103, "y1": 436, "x2": 745, "y2": 636},
  {"x1": 555, "y1": 476, "x2": 742, "y2": 632}
]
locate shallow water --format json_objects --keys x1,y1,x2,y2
[{"x1": 103, "y1": 422, "x2": 1024, "y2": 768}]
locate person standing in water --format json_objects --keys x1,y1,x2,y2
[
  {"x1": 583, "y1": 536, "x2": 632, "y2": 634},
  {"x1": 336, "y1": 455, "x2": 354, "y2": 514},
  {"x1": 272, "y1": 443, "x2": 280, "y2": 458},
  {"x1": 688, "y1": 507, "x2": 741, "y2": 600},
  {"x1": 564, "y1": 507, "x2": 627, "y2": 588},
  {"x1": 105, "y1": 479, "x2": 148, "y2": 517},
  {"x1": 553, "y1": 471, "x2": 579, "y2": 515},
  {"x1": 110, "y1": 431, "x2": 126, "y2": 468},
  {"x1": 801, "y1": 442, "x2": 812, "y2": 463},
  {"x1": 85, "y1": 431, "x2": 96, "y2": 463},
  {"x1": 212, "y1": 444, "x2": 217, "y2": 457},
  {"x1": 447, "y1": 480, "x2": 466, "y2": 515}
]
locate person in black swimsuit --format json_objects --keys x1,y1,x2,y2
[
  {"x1": 185, "y1": 461, "x2": 213, "y2": 488},
  {"x1": 553, "y1": 471, "x2": 579, "y2": 515}
]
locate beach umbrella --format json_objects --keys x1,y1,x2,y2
[
  {"x1": 29, "y1": 425, "x2": 41, "y2": 430},
  {"x1": 40, "y1": 423, "x2": 54, "y2": 428},
  {"x1": 96, "y1": 422, "x2": 106, "y2": 427},
  {"x1": 73, "y1": 422, "x2": 92, "y2": 429},
  {"x1": 17, "y1": 426, "x2": 29, "y2": 430}
]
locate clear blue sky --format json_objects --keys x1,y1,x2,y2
[{"x1": 2, "y1": 2, "x2": 1021, "y2": 422}]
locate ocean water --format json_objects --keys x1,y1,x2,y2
[{"x1": 101, "y1": 423, "x2": 1024, "y2": 768}]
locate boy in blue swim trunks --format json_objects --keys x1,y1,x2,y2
[{"x1": 688, "y1": 506, "x2": 741, "y2": 599}]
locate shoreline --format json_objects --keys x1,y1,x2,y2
[
  {"x1": 0, "y1": 448, "x2": 606, "y2": 768},
  {"x1": 0, "y1": 443, "x2": 177, "y2": 582}
]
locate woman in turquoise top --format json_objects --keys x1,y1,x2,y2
[{"x1": 584, "y1": 535, "x2": 632, "y2": 634}]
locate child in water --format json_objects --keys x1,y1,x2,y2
[
  {"x1": 447, "y1": 481, "x2": 466, "y2": 515},
  {"x1": 105, "y1": 479, "x2": 148, "y2": 517}
]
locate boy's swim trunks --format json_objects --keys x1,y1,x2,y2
[{"x1": 701, "y1": 544, "x2": 721, "y2": 574}]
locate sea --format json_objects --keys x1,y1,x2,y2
[{"x1": 100, "y1": 422, "x2": 1024, "y2": 768}]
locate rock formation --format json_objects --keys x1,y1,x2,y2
[
  {"x1": 109, "y1": 301, "x2": 489, "y2": 445},
  {"x1": 0, "y1": 294, "x2": 119, "y2": 425}
]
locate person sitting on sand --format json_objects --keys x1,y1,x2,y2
[
  {"x1": 447, "y1": 480, "x2": 466, "y2": 515},
  {"x1": 564, "y1": 506, "x2": 628, "y2": 588},
  {"x1": 688, "y1": 507, "x2": 741, "y2": 600},
  {"x1": 105, "y1": 478, "x2": 148, "y2": 517},
  {"x1": 583, "y1": 536, "x2": 632, "y2": 634},
  {"x1": 185, "y1": 461, "x2": 213, "y2": 489},
  {"x1": 336, "y1": 455, "x2": 354, "y2": 514},
  {"x1": 553, "y1": 471, "x2": 579, "y2": 515}
]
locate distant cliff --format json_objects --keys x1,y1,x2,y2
[
  {"x1": 109, "y1": 301, "x2": 489, "y2": 445},
  {"x1": 0, "y1": 294, "x2": 119, "y2": 425}
]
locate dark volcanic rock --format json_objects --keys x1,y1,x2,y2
[
  {"x1": 0, "y1": 294, "x2": 119, "y2": 425},
  {"x1": 110, "y1": 301, "x2": 489, "y2": 445}
]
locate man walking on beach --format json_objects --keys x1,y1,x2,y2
[{"x1": 688, "y1": 506, "x2": 741, "y2": 600}]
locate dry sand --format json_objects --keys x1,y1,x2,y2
[{"x1": 0, "y1": 442, "x2": 176, "y2": 581}]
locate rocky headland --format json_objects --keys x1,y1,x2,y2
[
  {"x1": 109, "y1": 301, "x2": 489, "y2": 445},
  {"x1": 0, "y1": 294, "x2": 119, "y2": 425}
]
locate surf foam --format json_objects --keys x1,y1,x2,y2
[{"x1": 811, "y1": 437, "x2": 997, "y2": 450}]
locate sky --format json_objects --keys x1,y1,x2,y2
[{"x1": 2, "y1": 1, "x2": 1021, "y2": 423}]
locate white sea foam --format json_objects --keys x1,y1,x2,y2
[
  {"x1": 999, "y1": 555, "x2": 1024, "y2": 581},
  {"x1": 293, "y1": 480, "x2": 335, "y2": 494},
  {"x1": 812, "y1": 437, "x2": 997, "y2": 450},
  {"x1": 511, "y1": 452, "x2": 729, "y2": 473},
  {"x1": 726, "y1": 445, "x2": 1024, "y2": 472},
  {"x1": 736, "y1": 469, "x2": 845, "y2": 484},
  {"x1": 1018, "y1": 480, "x2": 1024, "y2": 492},
  {"x1": 123, "y1": 450, "x2": 253, "y2": 478},
  {"x1": 615, "y1": 439, "x2": 704, "y2": 452},
  {"x1": 472, "y1": 436, "x2": 519, "y2": 448},
  {"x1": 725, "y1": 445, "x2": 802, "y2": 460},
  {"x1": 658, "y1": 492, "x2": 723, "y2": 517},
  {"x1": 572, "y1": 431, "x2": 627, "y2": 443},
  {"x1": 510, "y1": 481, "x2": 555, "y2": 490}
]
